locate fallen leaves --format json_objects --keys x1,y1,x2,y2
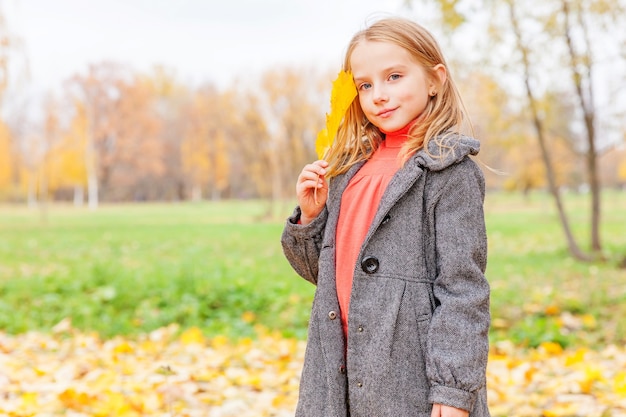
[
  {"x1": 0, "y1": 323, "x2": 625, "y2": 416},
  {"x1": 488, "y1": 341, "x2": 626, "y2": 416},
  {"x1": 0, "y1": 324, "x2": 303, "y2": 417}
]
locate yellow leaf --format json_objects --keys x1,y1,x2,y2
[
  {"x1": 241, "y1": 311, "x2": 256, "y2": 323},
  {"x1": 179, "y1": 326, "x2": 205, "y2": 345},
  {"x1": 538, "y1": 341, "x2": 563, "y2": 355},
  {"x1": 113, "y1": 341, "x2": 134, "y2": 354},
  {"x1": 581, "y1": 314, "x2": 596, "y2": 328},
  {"x1": 614, "y1": 371, "x2": 626, "y2": 395},
  {"x1": 544, "y1": 305, "x2": 560, "y2": 316},
  {"x1": 20, "y1": 392, "x2": 39, "y2": 407},
  {"x1": 564, "y1": 348, "x2": 588, "y2": 366},
  {"x1": 211, "y1": 334, "x2": 230, "y2": 349},
  {"x1": 315, "y1": 70, "x2": 357, "y2": 159},
  {"x1": 58, "y1": 388, "x2": 92, "y2": 410}
]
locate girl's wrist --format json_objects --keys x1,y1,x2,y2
[{"x1": 300, "y1": 214, "x2": 313, "y2": 225}]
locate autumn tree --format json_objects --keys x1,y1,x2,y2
[
  {"x1": 256, "y1": 67, "x2": 325, "y2": 210},
  {"x1": 0, "y1": 4, "x2": 17, "y2": 197},
  {"x1": 51, "y1": 100, "x2": 88, "y2": 204},
  {"x1": 180, "y1": 84, "x2": 233, "y2": 201},
  {"x1": 0, "y1": 120, "x2": 12, "y2": 194},
  {"x1": 229, "y1": 90, "x2": 274, "y2": 201},
  {"x1": 66, "y1": 63, "x2": 126, "y2": 208},
  {"x1": 149, "y1": 66, "x2": 190, "y2": 201}
]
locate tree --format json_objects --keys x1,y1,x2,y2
[
  {"x1": 58, "y1": 100, "x2": 89, "y2": 204},
  {"x1": 257, "y1": 67, "x2": 325, "y2": 208},
  {"x1": 67, "y1": 63, "x2": 129, "y2": 207},
  {"x1": 0, "y1": 120, "x2": 12, "y2": 194}
]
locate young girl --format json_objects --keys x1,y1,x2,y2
[{"x1": 281, "y1": 17, "x2": 490, "y2": 417}]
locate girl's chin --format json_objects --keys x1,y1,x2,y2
[{"x1": 377, "y1": 122, "x2": 408, "y2": 133}]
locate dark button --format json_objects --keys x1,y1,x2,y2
[
  {"x1": 357, "y1": 326, "x2": 363, "y2": 332},
  {"x1": 382, "y1": 214, "x2": 391, "y2": 225},
  {"x1": 339, "y1": 365, "x2": 346, "y2": 374},
  {"x1": 361, "y1": 256, "x2": 379, "y2": 274},
  {"x1": 328, "y1": 311, "x2": 337, "y2": 320}
]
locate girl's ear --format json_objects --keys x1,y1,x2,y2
[{"x1": 431, "y1": 64, "x2": 447, "y2": 92}]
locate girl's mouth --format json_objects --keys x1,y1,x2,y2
[{"x1": 377, "y1": 108, "x2": 396, "y2": 118}]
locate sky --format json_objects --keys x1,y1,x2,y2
[
  {"x1": 4, "y1": 0, "x2": 622, "y2": 145},
  {"x1": 5, "y1": 0, "x2": 420, "y2": 93}
]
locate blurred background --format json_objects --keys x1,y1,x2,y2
[{"x1": 1, "y1": 0, "x2": 623, "y2": 207}]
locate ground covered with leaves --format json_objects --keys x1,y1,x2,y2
[{"x1": 1, "y1": 323, "x2": 625, "y2": 417}]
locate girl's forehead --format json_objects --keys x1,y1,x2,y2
[{"x1": 350, "y1": 40, "x2": 421, "y2": 74}]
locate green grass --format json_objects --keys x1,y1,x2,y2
[
  {"x1": 484, "y1": 191, "x2": 626, "y2": 347},
  {"x1": 1, "y1": 192, "x2": 625, "y2": 348},
  {"x1": 0, "y1": 201, "x2": 313, "y2": 339}
]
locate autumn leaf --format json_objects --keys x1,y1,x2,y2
[
  {"x1": 315, "y1": 70, "x2": 357, "y2": 160},
  {"x1": 2, "y1": 323, "x2": 626, "y2": 416}
]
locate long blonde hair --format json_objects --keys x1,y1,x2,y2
[{"x1": 325, "y1": 17, "x2": 471, "y2": 178}]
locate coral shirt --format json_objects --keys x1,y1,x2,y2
[{"x1": 335, "y1": 123, "x2": 411, "y2": 338}]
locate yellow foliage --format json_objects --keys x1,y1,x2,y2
[
  {"x1": 58, "y1": 388, "x2": 93, "y2": 409},
  {"x1": 544, "y1": 305, "x2": 560, "y2": 316},
  {"x1": 1, "y1": 327, "x2": 625, "y2": 415},
  {"x1": 179, "y1": 326, "x2": 205, "y2": 346},
  {"x1": 614, "y1": 371, "x2": 626, "y2": 395},
  {"x1": 538, "y1": 341, "x2": 563, "y2": 355},
  {"x1": 564, "y1": 348, "x2": 588, "y2": 366},
  {"x1": 315, "y1": 70, "x2": 357, "y2": 159},
  {"x1": 113, "y1": 341, "x2": 135, "y2": 354},
  {"x1": 241, "y1": 311, "x2": 256, "y2": 323}
]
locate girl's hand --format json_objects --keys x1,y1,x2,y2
[
  {"x1": 431, "y1": 404, "x2": 469, "y2": 417},
  {"x1": 296, "y1": 160, "x2": 329, "y2": 225}
]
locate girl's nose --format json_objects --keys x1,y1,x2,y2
[{"x1": 372, "y1": 85, "x2": 389, "y2": 103}]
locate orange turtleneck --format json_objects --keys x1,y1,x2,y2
[{"x1": 334, "y1": 122, "x2": 413, "y2": 339}]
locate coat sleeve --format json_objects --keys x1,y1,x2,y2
[
  {"x1": 280, "y1": 205, "x2": 328, "y2": 285},
  {"x1": 425, "y1": 159, "x2": 490, "y2": 411}
]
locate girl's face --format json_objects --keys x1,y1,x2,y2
[{"x1": 350, "y1": 40, "x2": 439, "y2": 133}]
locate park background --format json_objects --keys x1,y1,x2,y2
[{"x1": 0, "y1": 0, "x2": 625, "y2": 416}]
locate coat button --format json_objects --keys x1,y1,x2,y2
[
  {"x1": 361, "y1": 256, "x2": 379, "y2": 274},
  {"x1": 357, "y1": 382, "x2": 363, "y2": 387},
  {"x1": 339, "y1": 365, "x2": 346, "y2": 374},
  {"x1": 357, "y1": 326, "x2": 363, "y2": 332},
  {"x1": 328, "y1": 311, "x2": 337, "y2": 320}
]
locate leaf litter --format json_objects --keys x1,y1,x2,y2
[{"x1": 0, "y1": 321, "x2": 625, "y2": 416}]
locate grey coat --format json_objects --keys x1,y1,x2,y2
[{"x1": 281, "y1": 136, "x2": 490, "y2": 417}]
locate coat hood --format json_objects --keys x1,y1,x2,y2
[{"x1": 413, "y1": 134, "x2": 480, "y2": 172}]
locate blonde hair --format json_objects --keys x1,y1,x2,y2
[{"x1": 325, "y1": 17, "x2": 471, "y2": 178}]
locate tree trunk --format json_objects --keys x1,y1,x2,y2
[
  {"x1": 561, "y1": 0, "x2": 602, "y2": 253},
  {"x1": 86, "y1": 107, "x2": 99, "y2": 210},
  {"x1": 191, "y1": 184, "x2": 202, "y2": 201},
  {"x1": 508, "y1": 0, "x2": 591, "y2": 261},
  {"x1": 73, "y1": 185, "x2": 84, "y2": 206},
  {"x1": 27, "y1": 171, "x2": 37, "y2": 208}
]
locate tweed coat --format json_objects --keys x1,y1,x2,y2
[{"x1": 281, "y1": 135, "x2": 490, "y2": 417}]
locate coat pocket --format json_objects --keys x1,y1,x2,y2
[{"x1": 413, "y1": 282, "x2": 435, "y2": 360}]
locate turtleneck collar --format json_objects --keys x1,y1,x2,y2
[{"x1": 381, "y1": 119, "x2": 417, "y2": 148}]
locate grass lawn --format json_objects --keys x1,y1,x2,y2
[{"x1": 1, "y1": 191, "x2": 625, "y2": 348}]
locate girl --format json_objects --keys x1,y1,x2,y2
[{"x1": 281, "y1": 17, "x2": 490, "y2": 417}]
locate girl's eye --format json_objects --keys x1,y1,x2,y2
[
  {"x1": 359, "y1": 83, "x2": 372, "y2": 91},
  {"x1": 389, "y1": 74, "x2": 401, "y2": 81}
]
